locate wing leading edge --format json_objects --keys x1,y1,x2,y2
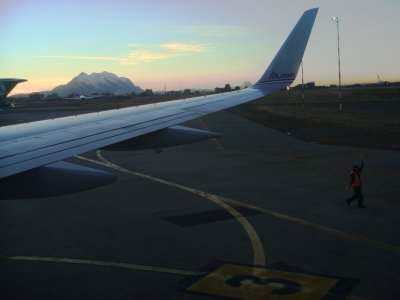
[{"x1": 0, "y1": 8, "x2": 318, "y2": 198}]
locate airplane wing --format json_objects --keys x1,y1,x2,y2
[{"x1": 0, "y1": 8, "x2": 318, "y2": 199}]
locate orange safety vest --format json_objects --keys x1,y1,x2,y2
[{"x1": 350, "y1": 170, "x2": 362, "y2": 188}]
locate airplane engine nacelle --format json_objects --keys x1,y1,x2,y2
[
  {"x1": 102, "y1": 125, "x2": 220, "y2": 151},
  {"x1": 0, "y1": 161, "x2": 116, "y2": 199}
]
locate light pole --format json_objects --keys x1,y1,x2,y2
[
  {"x1": 332, "y1": 16, "x2": 342, "y2": 111},
  {"x1": 301, "y1": 61, "x2": 304, "y2": 101}
]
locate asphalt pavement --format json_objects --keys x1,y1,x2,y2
[{"x1": 1, "y1": 110, "x2": 399, "y2": 299}]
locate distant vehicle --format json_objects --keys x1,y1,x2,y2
[
  {"x1": 63, "y1": 94, "x2": 86, "y2": 100},
  {"x1": 0, "y1": 78, "x2": 27, "y2": 106},
  {"x1": 0, "y1": 8, "x2": 319, "y2": 199},
  {"x1": 62, "y1": 94, "x2": 102, "y2": 100}
]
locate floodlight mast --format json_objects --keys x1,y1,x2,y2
[
  {"x1": 301, "y1": 60, "x2": 305, "y2": 107},
  {"x1": 333, "y1": 16, "x2": 342, "y2": 111}
]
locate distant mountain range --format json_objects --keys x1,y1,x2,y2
[
  {"x1": 11, "y1": 71, "x2": 143, "y2": 98},
  {"x1": 53, "y1": 71, "x2": 143, "y2": 97}
]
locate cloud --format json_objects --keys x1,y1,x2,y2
[
  {"x1": 33, "y1": 43, "x2": 211, "y2": 65},
  {"x1": 123, "y1": 42, "x2": 210, "y2": 64},
  {"x1": 159, "y1": 43, "x2": 208, "y2": 53},
  {"x1": 123, "y1": 51, "x2": 176, "y2": 64}
]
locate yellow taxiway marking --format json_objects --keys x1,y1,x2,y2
[
  {"x1": 1, "y1": 255, "x2": 367, "y2": 300},
  {"x1": 219, "y1": 197, "x2": 400, "y2": 254},
  {"x1": 93, "y1": 150, "x2": 266, "y2": 267},
  {"x1": 187, "y1": 263, "x2": 338, "y2": 300},
  {"x1": 76, "y1": 152, "x2": 399, "y2": 255},
  {"x1": 0, "y1": 255, "x2": 195, "y2": 276}
]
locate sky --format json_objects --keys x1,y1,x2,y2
[{"x1": 1, "y1": 0, "x2": 399, "y2": 95}]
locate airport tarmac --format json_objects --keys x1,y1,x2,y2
[{"x1": 1, "y1": 110, "x2": 399, "y2": 299}]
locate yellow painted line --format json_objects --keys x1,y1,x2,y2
[
  {"x1": 85, "y1": 150, "x2": 266, "y2": 267},
  {"x1": 219, "y1": 197, "x2": 400, "y2": 254},
  {"x1": 0, "y1": 255, "x2": 195, "y2": 276},
  {"x1": 76, "y1": 152, "x2": 400, "y2": 255},
  {"x1": 202, "y1": 194, "x2": 265, "y2": 267}
]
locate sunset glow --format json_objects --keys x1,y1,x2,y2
[{"x1": 1, "y1": 0, "x2": 399, "y2": 95}]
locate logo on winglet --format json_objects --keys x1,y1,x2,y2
[{"x1": 268, "y1": 72, "x2": 295, "y2": 80}]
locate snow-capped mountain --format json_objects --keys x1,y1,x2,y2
[{"x1": 52, "y1": 71, "x2": 143, "y2": 96}]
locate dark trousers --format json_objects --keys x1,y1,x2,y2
[{"x1": 347, "y1": 187, "x2": 364, "y2": 207}]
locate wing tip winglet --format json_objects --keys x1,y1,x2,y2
[{"x1": 253, "y1": 8, "x2": 319, "y2": 93}]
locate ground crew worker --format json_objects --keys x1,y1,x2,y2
[{"x1": 346, "y1": 154, "x2": 365, "y2": 208}]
